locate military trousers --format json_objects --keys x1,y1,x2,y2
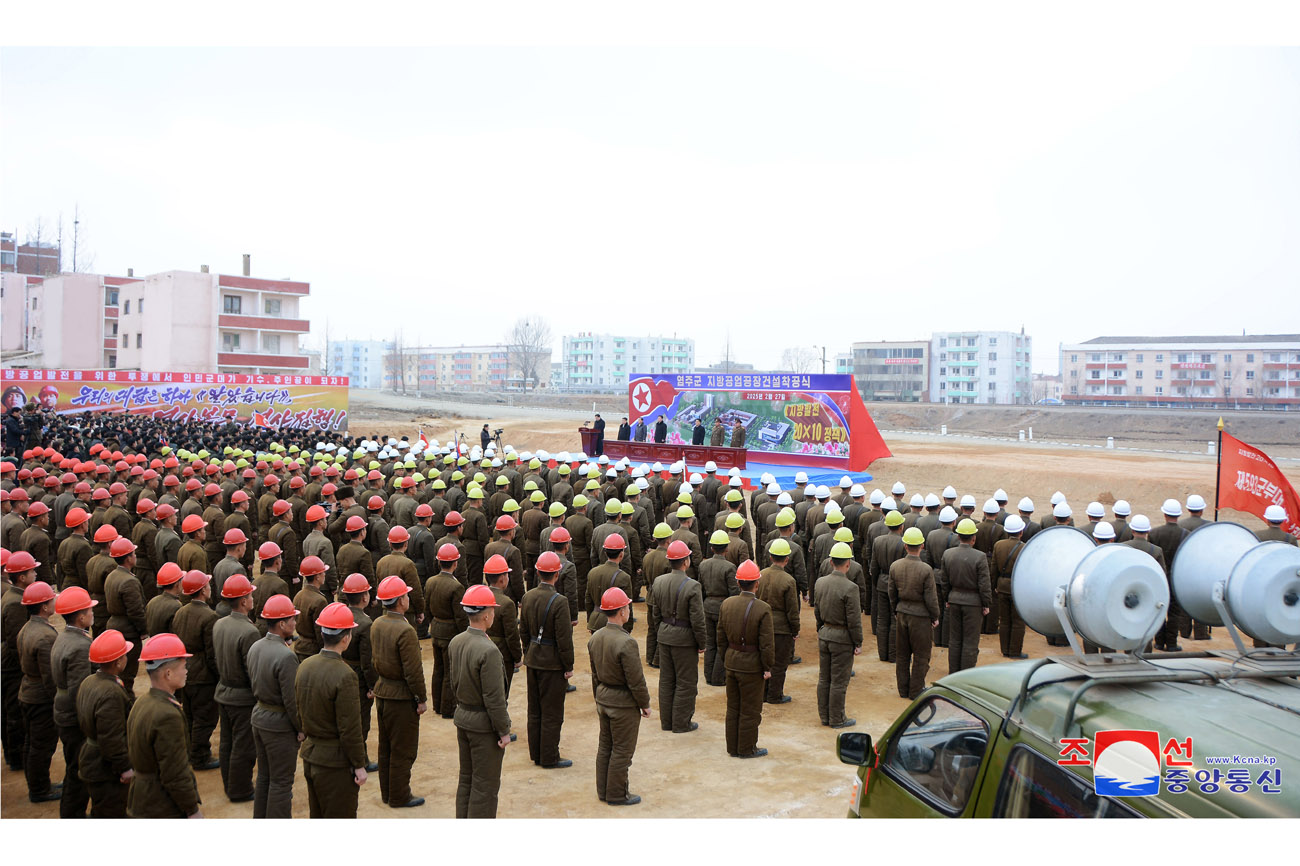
[
  {"x1": 764, "y1": 634, "x2": 793, "y2": 702},
  {"x1": 817, "y1": 639, "x2": 854, "y2": 725},
  {"x1": 874, "y1": 588, "x2": 896, "y2": 662},
  {"x1": 181, "y1": 682, "x2": 218, "y2": 765},
  {"x1": 725, "y1": 669, "x2": 765, "y2": 756},
  {"x1": 304, "y1": 760, "x2": 358, "y2": 818},
  {"x1": 895, "y1": 613, "x2": 933, "y2": 699},
  {"x1": 526, "y1": 666, "x2": 567, "y2": 765},
  {"x1": 575, "y1": 563, "x2": 591, "y2": 614},
  {"x1": 377, "y1": 697, "x2": 419, "y2": 804},
  {"x1": 86, "y1": 778, "x2": 128, "y2": 818},
  {"x1": 91, "y1": 601, "x2": 109, "y2": 638},
  {"x1": 431, "y1": 638, "x2": 455, "y2": 716},
  {"x1": 466, "y1": 554, "x2": 485, "y2": 588},
  {"x1": 981, "y1": 600, "x2": 998, "y2": 635},
  {"x1": 20, "y1": 701, "x2": 57, "y2": 797},
  {"x1": 118, "y1": 633, "x2": 142, "y2": 697},
  {"x1": 252, "y1": 726, "x2": 298, "y2": 819},
  {"x1": 595, "y1": 702, "x2": 641, "y2": 802},
  {"x1": 348, "y1": 663, "x2": 374, "y2": 762},
  {"x1": 218, "y1": 702, "x2": 256, "y2": 801},
  {"x1": 703, "y1": 613, "x2": 725, "y2": 686},
  {"x1": 947, "y1": 604, "x2": 981, "y2": 674},
  {"x1": 657, "y1": 642, "x2": 699, "y2": 732},
  {"x1": 1, "y1": 669, "x2": 23, "y2": 769},
  {"x1": 997, "y1": 592, "x2": 1026, "y2": 656},
  {"x1": 933, "y1": 586, "x2": 949, "y2": 648},
  {"x1": 455, "y1": 726, "x2": 504, "y2": 818},
  {"x1": 58, "y1": 723, "x2": 89, "y2": 818}
]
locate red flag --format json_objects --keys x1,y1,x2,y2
[
  {"x1": 1218, "y1": 432, "x2": 1300, "y2": 539},
  {"x1": 251, "y1": 411, "x2": 273, "y2": 429}
]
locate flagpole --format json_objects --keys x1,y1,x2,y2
[{"x1": 1214, "y1": 416, "x2": 1224, "y2": 521}]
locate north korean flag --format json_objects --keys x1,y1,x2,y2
[{"x1": 629, "y1": 376, "x2": 680, "y2": 423}]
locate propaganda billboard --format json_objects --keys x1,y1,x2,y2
[
  {"x1": 1, "y1": 369, "x2": 350, "y2": 432},
  {"x1": 627, "y1": 372, "x2": 890, "y2": 470}
]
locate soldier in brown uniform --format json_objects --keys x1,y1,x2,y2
[
  {"x1": 698, "y1": 530, "x2": 739, "y2": 686},
  {"x1": 212, "y1": 527, "x2": 249, "y2": 618},
  {"x1": 641, "y1": 524, "x2": 674, "y2": 666},
  {"x1": 718, "y1": 560, "x2": 775, "y2": 758},
  {"x1": 154, "y1": 503, "x2": 182, "y2": 571},
  {"x1": 376, "y1": 524, "x2": 425, "y2": 630},
  {"x1": 586, "y1": 534, "x2": 633, "y2": 633},
  {"x1": 177, "y1": 513, "x2": 209, "y2": 576},
  {"x1": 336, "y1": 514, "x2": 375, "y2": 611},
  {"x1": 756, "y1": 538, "x2": 800, "y2": 704},
  {"x1": 51, "y1": 585, "x2": 95, "y2": 817},
  {"x1": 127, "y1": 632, "x2": 204, "y2": 818},
  {"x1": 448, "y1": 584, "x2": 514, "y2": 818},
  {"x1": 339, "y1": 573, "x2": 379, "y2": 772},
  {"x1": 257, "y1": 475, "x2": 281, "y2": 547},
  {"x1": 888, "y1": 529, "x2": 940, "y2": 699},
  {"x1": 86, "y1": 524, "x2": 119, "y2": 635},
  {"x1": 427, "y1": 544, "x2": 471, "y2": 718},
  {"x1": 484, "y1": 563, "x2": 523, "y2": 693},
  {"x1": 1, "y1": 550, "x2": 37, "y2": 771},
  {"x1": 869, "y1": 511, "x2": 908, "y2": 662},
  {"x1": 225, "y1": 490, "x2": 256, "y2": 573},
  {"x1": 588, "y1": 586, "x2": 651, "y2": 805},
  {"x1": 815, "y1": 542, "x2": 864, "y2": 726},
  {"x1": 520, "y1": 493, "x2": 550, "y2": 589},
  {"x1": 370, "y1": 575, "x2": 427, "y2": 808},
  {"x1": 77, "y1": 629, "x2": 134, "y2": 817},
  {"x1": 296, "y1": 603, "x2": 369, "y2": 818},
  {"x1": 103, "y1": 536, "x2": 148, "y2": 697},
  {"x1": 19, "y1": 500, "x2": 53, "y2": 586},
  {"x1": 268, "y1": 499, "x2": 301, "y2": 593},
  {"x1": 247, "y1": 593, "x2": 302, "y2": 819},
  {"x1": 484, "y1": 515, "x2": 526, "y2": 601},
  {"x1": 565, "y1": 495, "x2": 595, "y2": 607},
  {"x1": 172, "y1": 570, "x2": 220, "y2": 769},
  {"x1": 200, "y1": 484, "x2": 227, "y2": 570},
  {"x1": 1256, "y1": 504, "x2": 1298, "y2": 545},
  {"x1": 58, "y1": 506, "x2": 94, "y2": 591},
  {"x1": 131, "y1": 498, "x2": 161, "y2": 600},
  {"x1": 992, "y1": 515, "x2": 1029, "y2": 659},
  {"x1": 974, "y1": 500, "x2": 1008, "y2": 634},
  {"x1": 17, "y1": 580, "x2": 61, "y2": 801},
  {"x1": 145, "y1": 562, "x2": 184, "y2": 637},
  {"x1": 648, "y1": 539, "x2": 707, "y2": 732},
  {"x1": 1149, "y1": 500, "x2": 1191, "y2": 651},
  {"x1": 461, "y1": 488, "x2": 490, "y2": 586},
  {"x1": 520, "y1": 551, "x2": 575, "y2": 767},
  {"x1": 943, "y1": 519, "x2": 991, "y2": 674},
  {"x1": 301, "y1": 504, "x2": 337, "y2": 601},
  {"x1": 292, "y1": 555, "x2": 331, "y2": 661},
  {"x1": 213, "y1": 574, "x2": 260, "y2": 802}
]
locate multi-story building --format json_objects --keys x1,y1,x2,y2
[
  {"x1": 1060, "y1": 335, "x2": 1300, "y2": 408},
  {"x1": 851, "y1": 340, "x2": 930, "y2": 402},
  {"x1": 1, "y1": 231, "x2": 61, "y2": 276},
  {"x1": 2, "y1": 271, "x2": 144, "y2": 369},
  {"x1": 693, "y1": 360, "x2": 756, "y2": 375},
  {"x1": 329, "y1": 339, "x2": 389, "y2": 389},
  {"x1": 834, "y1": 352, "x2": 853, "y2": 375},
  {"x1": 930, "y1": 330, "x2": 1032, "y2": 405},
  {"x1": 561, "y1": 332, "x2": 694, "y2": 390},
  {"x1": 385, "y1": 344, "x2": 548, "y2": 392}
]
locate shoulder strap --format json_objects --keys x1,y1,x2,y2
[
  {"x1": 533, "y1": 591, "x2": 561, "y2": 644},
  {"x1": 739, "y1": 598, "x2": 756, "y2": 646}
]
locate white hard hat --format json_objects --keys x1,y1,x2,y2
[
  {"x1": 1161, "y1": 498, "x2": 1182, "y2": 517},
  {"x1": 816, "y1": 485, "x2": 831, "y2": 499},
  {"x1": 1017, "y1": 497, "x2": 1034, "y2": 513},
  {"x1": 1093, "y1": 521, "x2": 1116, "y2": 540},
  {"x1": 631, "y1": 466, "x2": 645, "y2": 478},
  {"x1": 942, "y1": 486, "x2": 957, "y2": 499},
  {"x1": 924, "y1": 493, "x2": 941, "y2": 508},
  {"x1": 825, "y1": 501, "x2": 842, "y2": 514},
  {"x1": 1050, "y1": 491, "x2": 1066, "y2": 506},
  {"x1": 983, "y1": 498, "x2": 999, "y2": 515},
  {"x1": 882, "y1": 497, "x2": 897, "y2": 511},
  {"x1": 1187, "y1": 494, "x2": 1207, "y2": 511},
  {"x1": 1263, "y1": 504, "x2": 1287, "y2": 523},
  {"x1": 1086, "y1": 502, "x2": 1105, "y2": 519},
  {"x1": 850, "y1": 484, "x2": 866, "y2": 498},
  {"x1": 537, "y1": 450, "x2": 551, "y2": 461},
  {"x1": 1053, "y1": 502, "x2": 1073, "y2": 519},
  {"x1": 606, "y1": 468, "x2": 617, "y2": 479},
  {"x1": 776, "y1": 492, "x2": 793, "y2": 506},
  {"x1": 994, "y1": 489, "x2": 1008, "y2": 502},
  {"x1": 519, "y1": 451, "x2": 532, "y2": 461},
  {"x1": 839, "y1": 475, "x2": 853, "y2": 488},
  {"x1": 387, "y1": 438, "x2": 398, "y2": 446},
  {"x1": 573, "y1": 451, "x2": 585, "y2": 462},
  {"x1": 729, "y1": 476, "x2": 743, "y2": 487},
  {"x1": 939, "y1": 506, "x2": 957, "y2": 523},
  {"x1": 638, "y1": 463, "x2": 650, "y2": 475},
  {"x1": 680, "y1": 481, "x2": 693, "y2": 494},
  {"x1": 760, "y1": 473, "x2": 775, "y2": 486},
  {"x1": 1004, "y1": 515, "x2": 1025, "y2": 534},
  {"x1": 491, "y1": 459, "x2": 502, "y2": 468},
  {"x1": 805, "y1": 485, "x2": 818, "y2": 498},
  {"x1": 892, "y1": 482, "x2": 907, "y2": 496},
  {"x1": 557, "y1": 451, "x2": 571, "y2": 463},
  {"x1": 728, "y1": 467, "x2": 741, "y2": 477},
  {"x1": 869, "y1": 489, "x2": 884, "y2": 505},
  {"x1": 398, "y1": 440, "x2": 410, "y2": 450},
  {"x1": 704, "y1": 461, "x2": 718, "y2": 472},
  {"x1": 960, "y1": 494, "x2": 977, "y2": 508},
  {"x1": 766, "y1": 482, "x2": 781, "y2": 495},
  {"x1": 1113, "y1": 499, "x2": 1131, "y2": 517},
  {"x1": 636, "y1": 477, "x2": 650, "y2": 491},
  {"x1": 690, "y1": 473, "x2": 703, "y2": 485},
  {"x1": 910, "y1": 494, "x2": 925, "y2": 508},
  {"x1": 598, "y1": 454, "x2": 610, "y2": 465},
  {"x1": 794, "y1": 471, "x2": 809, "y2": 484},
  {"x1": 1131, "y1": 514, "x2": 1152, "y2": 532},
  {"x1": 315, "y1": 441, "x2": 326, "y2": 450},
  {"x1": 367, "y1": 442, "x2": 380, "y2": 452},
  {"x1": 652, "y1": 462, "x2": 664, "y2": 472},
  {"x1": 669, "y1": 461, "x2": 682, "y2": 473}
]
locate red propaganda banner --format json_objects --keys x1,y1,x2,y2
[{"x1": 1218, "y1": 431, "x2": 1300, "y2": 539}]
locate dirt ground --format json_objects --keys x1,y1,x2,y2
[{"x1": 1, "y1": 430, "x2": 1281, "y2": 819}]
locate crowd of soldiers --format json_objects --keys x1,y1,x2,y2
[{"x1": 2, "y1": 412, "x2": 1296, "y2": 819}]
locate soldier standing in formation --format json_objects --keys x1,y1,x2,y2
[
  {"x1": 993, "y1": 516, "x2": 1028, "y2": 659},
  {"x1": 247, "y1": 593, "x2": 302, "y2": 819},
  {"x1": 588, "y1": 586, "x2": 651, "y2": 805},
  {"x1": 50, "y1": 585, "x2": 94, "y2": 817},
  {"x1": 77, "y1": 629, "x2": 134, "y2": 818},
  {"x1": 448, "y1": 584, "x2": 514, "y2": 818},
  {"x1": 212, "y1": 574, "x2": 259, "y2": 802},
  {"x1": 127, "y1": 633, "x2": 203, "y2": 818},
  {"x1": 814, "y1": 542, "x2": 862, "y2": 727},
  {"x1": 718, "y1": 560, "x2": 775, "y2": 759},
  {"x1": 698, "y1": 529, "x2": 739, "y2": 687},
  {"x1": 943, "y1": 519, "x2": 991, "y2": 674},
  {"x1": 756, "y1": 538, "x2": 799, "y2": 705},
  {"x1": 172, "y1": 570, "x2": 220, "y2": 770},
  {"x1": 648, "y1": 539, "x2": 706, "y2": 732},
  {"x1": 17, "y1": 580, "x2": 60, "y2": 802},
  {"x1": 888, "y1": 529, "x2": 939, "y2": 700},
  {"x1": 426, "y1": 543, "x2": 469, "y2": 718},
  {"x1": 370, "y1": 575, "x2": 427, "y2": 809},
  {"x1": 340, "y1": 573, "x2": 379, "y2": 773},
  {"x1": 521, "y1": 550, "x2": 575, "y2": 767}
]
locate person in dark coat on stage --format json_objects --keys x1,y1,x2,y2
[
  {"x1": 617, "y1": 418, "x2": 632, "y2": 441},
  {"x1": 653, "y1": 417, "x2": 668, "y2": 444},
  {"x1": 691, "y1": 420, "x2": 706, "y2": 446},
  {"x1": 592, "y1": 415, "x2": 605, "y2": 456},
  {"x1": 633, "y1": 419, "x2": 647, "y2": 442}
]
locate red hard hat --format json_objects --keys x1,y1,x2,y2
[
  {"x1": 114, "y1": 462, "x2": 129, "y2": 473},
  {"x1": 461, "y1": 584, "x2": 498, "y2": 608},
  {"x1": 135, "y1": 497, "x2": 156, "y2": 515},
  {"x1": 602, "y1": 533, "x2": 627, "y2": 551},
  {"x1": 258, "y1": 541, "x2": 283, "y2": 561},
  {"x1": 261, "y1": 594, "x2": 299, "y2": 620},
  {"x1": 666, "y1": 539, "x2": 691, "y2": 561},
  {"x1": 181, "y1": 571, "x2": 211, "y2": 594},
  {"x1": 367, "y1": 470, "x2": 382, "y2": 481},
  {"x1": 31, "y1": 467, "x2": 47, "y2": 479},
  {"x1": 367, "y1": 495, "x2": 384, "y2": 511},
  {"x1": 400, "y1": 476, "x2": 415, "y2": 489},
  {"x1": 309, "y1": 465, "x2": 323, "y2": 477},
  {"x1": 376, "y1": 575, "x2": 411, "y2": 601},
  {"x1": 181, "y1": 515, "x2": 207, "y2": 534},
  {"x1": 483, "y1": 553, "x2": 510, "y2": 575},
  {"x1": 300, "y1": 555, "x2": 330, "y2": 577},
  {"x1": 316, "y1": 601, "x2": 357, "y2": 629},
  {"x1": 321, "y1": 483, "x2": 338, "y2": 496},
  {"x1": 22, "y1": 581, "x2": 56, "y2": 605},
  {"x1": 16, "y1": 469, "x2": 31, "y2": 482},
  {"x1": 202, "y1": 483, "x2": 219, "y2": 497},
  {"x1": 387, "y1": 525, "x2": 410, "y2": 544},
  {"x1": 341, "y1": 573, "x2": 371, "y2": 594},
  {"x1": 443, "y1": 510, "x2": 464, "y2": 527},
  {"x1": 61, "y1": 472, "x2": 77, "y2": 484},
  {"x1": 109, "y1": 537, "x2": 137, "y2": 558},
  {"x1": 55, "y1": 585, "x2": 96, "y2": 615},
  {"x1": 43, "y1": 476, "x2": 58, "y2": 488},
  {"x1": 272, "y1": 499, "x2": 291, "y2": 516},
  {"x1": 414, "y1": 503, "x2": 433, "y2": 518},
  {"x1": 305, "y1": 504, "x2": 327, "y2": 523},
  {"x1": 74, "y1": 481, "x2": 92, "y2": 494},
  {"x1": 324, "y1": 466, "x2": 340, "y2": 478},
  {"x1": 737, "y1": 560, "x2": 761, "y2": 582},
  {"x1": 0, "y1": 548, "x2": 9, "y2": 569},
  {"x1": 95, "y1": 464, "x2": 111, "y2": 475},
  {"x1": 139, "y1": 633, "x2": 192, "y2": 663},
  {"x1": 289, "y1": 476, "x2": 305, "y2": 489},
  {"x1": 536, "y1": 551, "x2": 562, "y2": 573},
  {"x1": 185, "y1": 478, "x2": 201, "y2": 491},
  {"x1": 495, "y1": 515, "x2": 516, "y2": 532},
  {"x1": 89, "y1": 629, "x2": 133, "y2": 664},
  {"x1": 156, "y1": 562, "x2": 184, "y2": 587},
  {"x1": 223, "y1": 527, "x2": 248, "y2": 545},
  {"x1": 164, "y1": 456, "x2": 179, "y2": 469},
  {"x1": 204, "y1": 465, "x2": 219, "y2": 477},
  {"x1": 163, "y1": 476, "x2": 180, "y2": 488},
  {"x1": 230, "y1": 490, "x2": 249, "y2": 505},
  {"x1": 436, "y1": 543, "x2": 461, "y2": 562},
  {"x1": 549, "y1": 526, "x2": 571, "y2": 544},
  {"x1": 600, "y1": 587, "x2": 632, "y2": 611},
  {"x1": 343, "y1": 469, "x2": 358, "y2": 481},
  {"x1": 91, "y1": 488, "x2": 111, "y2": 501},
  {"x1": 155, "y1": 503, "x2": 177, "y2": 520},
  {"x1": 222, "y1": 460, "x2": 237, "y2": 473},
  {"x1": 26, "y1": 501, "x2": 50, "y2": 518},
  {"x1": 93, "y1": 525, "x2": 119, "y2": 544},
  {"x1": 340, "y1": 515, "x2": 364, "y2": 534},
  {"x1": 241, "y1": 468, "x2": 256, "y2": 479},
  {"x1": 263, "y1": 474, "x2": 279, "y2": 485},
  {"x1": 129, "y1": 466, "x2": 144, "y2": 477},
  {"x1": 221, "y1": 574, "x2": 254, "y2": 598},
  {"x1": 271, "y1": 460, "x2": 284, "y2": 471},
  {"x1": 105, "y1": 481, "x2": 126, "y2": 495}
]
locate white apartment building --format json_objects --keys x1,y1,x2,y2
[
  {"x1": 930, "y1": 330, "x2": 1032, "y2": 405},
  {"x1": 329, "y1": 339, "x2": 389, "y2": 389},
  {"x1": 561, "y1": 332, "x2": 695, "y2": 390}
]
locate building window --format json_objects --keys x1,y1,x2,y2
[
  {"x1": 107, "y1": 354, "x2": 116, "y2": 369},
  {"x1": 136, "y1": 333, "x2": 142, "y2": 348},
  {"x1": 1246, "y1": 370, "x2": 1255, "y2": 380},
  {"x1": 223, "y1": 295, "x2": 242, "y2": 314},
  {"x1": 111, "y1": 322, "x2": 118, "y2": 336},
  {"x1": 1091, "y1": 371, "x2": 1101, "y2": 380},
  {"x1": 265, "y1": 298, "x2": 282, "y2": 316},
  {"x1": 121, "y1": 333, "x2": 128, "y2": 347},
  {"x1": 1224, "y1": 353, "x2": 1232, "y2": 362},
  {"x1": 1112, "y1": 354, "x2": 1124, "y2": 362},
  {"x1": 1133, "y1": 369, "x2": 1142, "y2": 379},
  {"x1": 1247, "y1": 353, "x2": 1255, "y2": 363},
  {"x1": 1224, "y1": 370, "x2": 1232, "y2": 379},
  {"x1": 989, "y1": 337, "x2": 997, "y2": 346},
  {"x1": 223, "y1": 332, "x2": 241, "y2": 351},
  {"x1": 123, "y1": 300, "x2": 130, "y2": 314},
  {"x1": 940, "y1": 338, "x2": 947, "y2": 347},
  {"x1": 1070, "y1": 370, "x2": 1078, "y2": 378},
  {"x1": 967, "y1": 338, "x2": 976, "y2": 347},
  {"x1": 1201, "y1": 353, "x2": 1213, "y2": 363},
  {"x1": 1224, "y1": 387, "x2": 1231, "y2": 397},
  {"x1": 989, "y1": 368, "x2": 997, "y2": 376},
  {"x1": 106, "y1": 288, "x2": 118, "y2": 305},
  {"x1": 989, "y1": 352, "x2": 997, "y2": 361},
  {"x1": 988, "y1": 382, "x2": 997, "y2": 391},
  {"x1": 1155, "y1": 386, "x2": 1163, "y2": 396},
  {"x1": 1136, "y1": 354, "x2": 1143, "y2": 363},
  {"x1": 138, "y1": 299, "x2": 144, "y2": 313},
  {"x1": 1090, "y1": 353, "x2": 1101, "y2": 362},
  {"x1": 1155, "y1": 354, "x2": 1163, "y2": 364},
  {"x1": 1135, "y1": 386, "x2": 1143, "y2": 395},
  {"x1": 1111, "y1": 369, "x2": 1123, "y2": 378},
  {"x1": 1155, "y1": 370, "x2": 1163, "y2": 380},
  {"x1": 1247, "y1": 388, "x2": 1255, "y2": 396},
  {"x1": 1070, "y1": 385, "x2": 1078, "y2": 395},
  {"x1": 264, "y1": 334, "x2": 281, "y2": 354}
]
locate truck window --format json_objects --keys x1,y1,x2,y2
[
  {"x1": 881, "y1": 696, "x2": 990, "y2": 815},
  {"x1": 995, "y1": 746, "x2": 1141, "y2": 818}
]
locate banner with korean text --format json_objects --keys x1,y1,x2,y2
[
  {"x1": 1, "y1": 369, "x2": 351, "y2": 432},
  {"x1": 627, "y1": 372, "x2": 890, "y2": 470},
  {"x1": 1217, "y1": 431, "x2": 1300, "y2": 539}
]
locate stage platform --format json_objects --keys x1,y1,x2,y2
[{"x1": 731, "y1": 462, "x2": 873, "y2": 490}]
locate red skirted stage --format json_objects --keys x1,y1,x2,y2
[{"x1": 576, "y1": 432, "x2": 747, "y2": 470}]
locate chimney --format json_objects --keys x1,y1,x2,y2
[
  {"x1": 127, "y1": 268, "x2": 133, "y2": 277},
  {"x1": 201, "y1": 265, "x2": 209, "y2": 273},
  {"x1": 242, "y1": 254, "x2": 251, "y2": 276}
]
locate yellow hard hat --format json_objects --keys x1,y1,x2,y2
[
  {"x1": 572, "y1": 494, "x2": 589, "y2": 508},
  {"x1": 653, "y1": 522, "x2": 673, "y2": 539},
  {"x1": 585, "y1": 479, "x2": 600, "y2": 491},
  {"x1": 677, "y1": 492, "x2": 692, "y2": 504},
  {"x1": 826, "y1": 510, "x2": 844, "y2": 525},
  {"x1": 548, "y1": 502, "x2": 566, "y2": 518},
  {"x1": 833, "y1": 527, "x2": 853, "y2": 543},
  {"x1": 830, "y1": 541, "x2": 853, "y2": 560},
  {"x1": 709, "y1": 529, "x2": 730, "y2": 546},
  {"x1": 620, "y1": 502, "x2": 634, "y2": 515},
  {"x1": 902, "y1": 527, "x2": 925, "y2": 545},
  {"x1": 467, "y1": 487, "x2": 485, "y2": 500},
  {"x1": 676, "y1": 505, "x2": 695, "y2": 520},
  {"x1": 495, "y1": 475, "x2": 510, "y2": 486},
  {"x1": 725, "y1": 512, "x2": 745, "y2": 529},
  {"x1": 956, "y1": 518, "x2": 978, "y2": 536},
  {"x1": 530, "y1": 490, "x2": 545, "y2": 503},
  {"x1": 501, "y1": 498, "x2": 520, "y2": 513},
  {"x1": 775, "y1": 507, "x2": 795, "y2": 528},
  {"x1": 725, "y1": 489, "x2": 742, "y2": 503},
  {"x1": 605, "y1": 498, "x2": 622, "y2": 515},
  {"x1": 524, "y1": 480, "x2": 539, "y2": 492},
  {"x1": 885, "y1": 511, "x2": 905, "y2": 527},
  {"x1": 768, "y1": 538, "x2": 792, "y2": 557}
]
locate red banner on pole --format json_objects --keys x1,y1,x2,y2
[{"x1": 1218, "y1": 432, "x2": 1300, "y2": 539}]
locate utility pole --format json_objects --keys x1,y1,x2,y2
[{"x1": 73, "y1": 205, "x2": 80, "y2": 273}]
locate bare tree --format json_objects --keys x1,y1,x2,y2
[
  {"x1": 70, "y1": 203, "x2": 95, "y2": 273},
  {"x1": 26, "y1": 217, "x2": 56, "y2": 276},
  {"x1": 387, "y1": 330, "x2": 406, "y2": 394},
  {"x1": 504, "y1": 315, "x2": 552, "y2": 392},
  {"x1": 719, "y1": 332, "x2": 734, "y2": 374},
  {"x1": 780, "y1": 346, "x2": 818, "y2": 375}
]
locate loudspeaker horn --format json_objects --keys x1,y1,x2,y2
[
  {"x1": 1226, "y1": 541, "x2": 1300, "y2": 647},
  {"x1": 1067, "y1": 544, "x2": 1170, "y2": 651},
  {"x1": 1171, "y1": 522, "x2": 1258, "y2": 626},
  {"x1": 1012, "y1": 526, "x2": 1097, "y2": 637}
]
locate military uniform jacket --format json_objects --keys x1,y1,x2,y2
[
  {"x1": 407, "y1": 523, "x2": 437, "y2": 581},
  {"x1": 214, "y1": 611, "x2": 260, "y2": 706},
  {"x1": 20, "y1": 524, "x2": 53, "y2": 585},
  {"x1": 340, "y1": 606, "x2": 377, "y2": 690},
  {"x1": 131, "y1": 517, "x2": 160, "y2": 581},
  {"x1": 371, "y1": 611, "x2": 426, "y2": 702},
  {"x1": 1256, "y1": 526, "x2": 1298, "y2": 546},
  {"x1": 58, "y1": 533, "x2": 94, "y2": 591},
  {"x1": 521, "y1": 507, "x2": 549, "y2": 559},
  {"x1": 991, "y1": 537, "x2": 1027, "y2": 594},
  {"x1": 174, "y1": 597, "x2": 219, "y2": 684},
  {"x1": 147, "y1": 592, "x2": 183, "y2": 637},
  {"x1": 942, "y1": 545, "x2": 992, "y2": 608},
  {"x1": 922, "y1": 527, "x2": 959, "y2": 584},
  {"x1": 155, "y1": 526, "x2": 182, "y2": 568},
  {"x1": 257, "y1": 493, "x2": 280, "y2": 541},
  {"x1": 586, "y1": 562, "x2": 633, "y2": 632},
  {"x1": 376, "y1": 551, "x2": 425, "y2": 619},
  {"x1": 756, "y1": 566, "x2": 800, "y2": 637},
  {"x1": 424, "y1": 571, "x2": 469, "y2": 643},
  {"x1": 302, "y1": 529, "x2": 337, "y2": 586},
  {"x1": 589, "y1": 623, "x2": 651, "y2": 709},
  {"x1": 365, "y1": 515, "x2": 392, "y2": 559},
  {"x1": 1148, "y1": 522, "x2": 1189, "y2": 573},
  {"x1": 717, "y1": 592, "x2": 775, "y2": 673},
  {"x1": 460, "y1": 507, "x2": 489, "y2": 560},
  {"x1": 483, "y1": 539, "x2": 525, "y2": 601},
  {"x1": 449, "y1": 628, "x2": 511, "y2": 736},
  {"x1": 642, "y1": 547, "x2": 671, "y2": 591},
  {"x1": 867, "y1": 532, "x2": 908, "y2": 592},
  {"x1": 649, "y1": 570, "x2": 707, "y2": 648},
  {"x1": 887, "y1": 557, "x2": 939, "y2": 620},
  {"x1": 0, "y1": 586, "x2": 23, "y2": 678},
  {"x1": 296, "y1": 650, "x2": 366, "y2": 769},
  {"x1": 201, "y1": 504, "x2": 227, "y2": 567},
  {"x1": 51, "y1": 624, "x2": 93, "y2": 727},
  {"x1": 292, "y1": 584, "x2": 328, "y2": 657},
  {"x1": 486, "y1": 587, "x2": 522, "y2": 670},
  {"x1": 77, "y1": 671, "x2": 132, "y2": 782},
  {"x1": 697, "y1": 554, "x2": 740, "y2": 617},
  {"x1": 815, "y1": 572, "x2": 864, "y2": 646},
  {"x1": 1122, "y1": 537, "x2": 1167, "y2": 573},
  {"x1": 268, "y1": 521, "x2": 301, "y2": 587},
  {"x1": 177, "y1": 539, "x2": 208, "y2": 575},
  {"x1": 668, "y1": 526, "x2": 704, "y2": 576},
  {"x1": 520, "y1": 582, "x2": 575, "y2": 671},
  {"x1": 18, "y1": 616, "x2": 58, "y2": 704},
  {"x1": 225, "y1": 511, "x2": 255, "y2": 571},
  {"x1": 248, "y1": 632, "x2": 300, "y2": 733},
  {"x1": 1, "y1": 512, "x2": 26, "y2": 556},
  {"x1": 127, "y1": 688, "x2": 201, "y2": 817},
  {"x1": 212, "y1": 555, "x2": 247, "y2": 618},
  {"x1": 104, "y1": 505, "x2": 132, "y2": 542},
  {"x1": 335, "y1": 540, "x2": 373, "y2": 598}
]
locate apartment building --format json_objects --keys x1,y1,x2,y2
[
  {"x1": 561, "y1": 333, "x2": 695, "y2": 389},
  {"x1": 330, "y1": 339, "x2": 389, "y2": 389},
  {"x1": 850, "y1": 340, "x2": 930, "y2": 402},
  {"x1": 930, "y1": 330, "x2": 1032, "y2": 405}
]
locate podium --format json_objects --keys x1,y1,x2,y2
[{"x1": 577, "y1": 428, "x2": 746, "y2": 470}]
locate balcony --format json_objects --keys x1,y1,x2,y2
[
  {"x1": 1262, "y1": 361, "x2": 1299, "y2": 369},
  {"x1": 104, "y1": 306, "x2": 118, "y2": 318},
  {"x1": 1085, "y1": 362, "x2": 1126, "y2": 369},
  {"x1": 1172, "y1": 362, "x2": 1215, "y2": 370},
  {"x1": 217, "y1": 351, "x2": 310, "y2": 369},
  {"x1": 946, "y1": 375, "x2": 975, "y2": 383},
  {"x1": 948, "y1": 360, "x2": 979, "y2": 367},
  {"x1": 218, "y1": 275, "x2": 309, "y2": 296},
  {"x1": 217, "y1": 314, "x2": 309, "y2": 333}
]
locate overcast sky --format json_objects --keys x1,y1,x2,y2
[{"x1": 3, "y1": 42, "x2": 1298, "y2": 373}]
